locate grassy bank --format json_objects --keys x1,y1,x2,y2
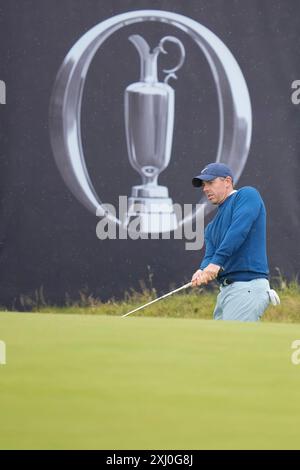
[{"x1": 19, "y1": 280, "x2": 300, "y2": 323}]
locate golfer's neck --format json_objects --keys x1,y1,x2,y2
[{"x1": 218, "y1": 188, "x2": 236, "y2": 205}]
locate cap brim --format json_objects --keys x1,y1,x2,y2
[{"x1": 192, "y1": 174, "x2": 216, "y2": 187}]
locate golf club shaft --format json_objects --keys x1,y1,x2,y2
[{"x1": 122, "y1": 281, "x2": 192, "y2": 317}]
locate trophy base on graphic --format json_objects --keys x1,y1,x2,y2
[{"x1": 124, "y1": 185, "x2": 178, "y2": 234}]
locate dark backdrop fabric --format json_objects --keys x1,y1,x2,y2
[{"x1": 0, "y1": 0, "x2": 299, "y2": 307}]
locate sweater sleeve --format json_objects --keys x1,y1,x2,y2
[
  {"x1": 210, "y1": 188, "x2": 263, "y2": 267},
  {"x1": 199, "y1": 227, "x2": 215, "y2": 270}
]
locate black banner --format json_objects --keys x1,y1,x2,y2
[{"x1": 0, "y1": 0, "x2": 299, "y2": 307}]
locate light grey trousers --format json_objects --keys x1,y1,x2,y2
[{"x1": 213, "y1": 278, "x2": 271, "y2": 322}]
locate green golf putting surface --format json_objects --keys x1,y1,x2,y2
[{"x1": 0, "y1": 312, "x2": 300, "y2": 449}]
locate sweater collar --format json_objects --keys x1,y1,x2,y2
[{"x1": 218, "y1": 189, "x2": 238, "y2": 208}]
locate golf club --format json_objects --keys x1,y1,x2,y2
[{"x1": 122, "y1": 281, "x2": 193, "y2": 317}]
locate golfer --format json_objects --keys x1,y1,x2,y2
[{"x1": 191, "y1": 162, "x2": 278, "y2": 321}]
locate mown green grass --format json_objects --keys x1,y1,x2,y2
[{"x1": 0, "y1": 312, "x2": 300, "y2": 449}]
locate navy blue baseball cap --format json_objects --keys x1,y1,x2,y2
[{"x1": 192, "y1": 163, "x2": 234, "y2": 187}]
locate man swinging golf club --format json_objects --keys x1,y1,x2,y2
[{"x1": 191, "y1": 162, "x2": 279, "y2": 321}]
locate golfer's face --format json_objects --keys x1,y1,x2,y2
[{"x1": 202, "y1": 177, "x2": 229, "y2": 204}]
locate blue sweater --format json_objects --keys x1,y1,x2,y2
[{"x1": 200, "y1": 187, "x2": 269, "y2": 282}]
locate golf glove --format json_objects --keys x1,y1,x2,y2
[{"x1": 268, "y1": 289, "x2": 281, "y2": 306}]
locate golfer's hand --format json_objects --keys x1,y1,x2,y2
[
  {"x1": 202, "y1": 263, "x2": 221, "y2": 282},
  {"x1": 191, "y1": 264, "x2": 221, "y2": 287},
  {"x1": 191, "y1": 269, "x2": 203, "y2": 287}
]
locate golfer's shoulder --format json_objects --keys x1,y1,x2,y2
[{"x1": 235, "y1": 186, "x2": 263, "y2": 204}]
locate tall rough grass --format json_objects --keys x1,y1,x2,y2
[{"x1": 12, "y1": 269, "x2": 300, "y2": 323}]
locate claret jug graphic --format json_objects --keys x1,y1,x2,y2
[
  {"x1": 49, "y1": 10, "x2": 252, "y2": 235},
  {"x1": 124, "y1": 35, "x2": 185, "y2": 233}
]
